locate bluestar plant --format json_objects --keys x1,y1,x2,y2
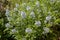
[{"x1": 5, "y1": 0, "x2": 60, "y2": 40}]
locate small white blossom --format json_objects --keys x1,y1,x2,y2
[
  {"x1": 5, "y1": 9, "x2": 9, "y2": 17},
  {"x1": 22, "y1": 3, "x2": 26, "y2": 6},
  {"x1": 50, "y1": 0, "x2": 56, "y2": 2},
  {"x1": 36, "y1": 1, "x2": 40, "y2": 7},
  {"x1": 6, "y1": 9, "x2": 9, "y2": 12},
  {"x1": 26, "y1": 6, "x2": 31, "y2": 10},
  {"x1": 7, "y1": 17, "x2": 13, "y2": 21},
  {"x1": 25, "y1": 28, "x2": 32, "y2": 34},
  {"x1": 5, "y1": 23, "x2": 11, "y2": 28},
  {"x1": 50, "y1": 0, "x2": 56, "y2": 4},
  {"x1": 14, "y1": 7, "x2": 18, "y2": 11},
  {"x1": 11, "y1": 29, "x2": 17, "y2": 34},
  {"x1": 43, "y1": 27, "x2": 50, "y2": 34},
  {"x1": 46, "y1": 16, "x2": 51, "y2": 21},
  {"x1": 35, "y1": 21, "x2": 41, "y2": 27},
  {"x1": 44, "y1": 20, "x2": 47, "y2": 23},
  {"x1": 30, "y1": 11, "x2": 35, "y2": 18},
  {"x1": 15, "y1": 3, "x2": 19, "y2": 7},
  {"x1": 21, "y1": 11, "x2": 26, "y2": 19}
]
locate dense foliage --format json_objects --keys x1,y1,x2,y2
[{"x1": 0, "y1": 0, "x2": 60, "y2": 40}]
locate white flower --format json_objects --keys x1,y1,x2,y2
[
  {"x1": 35, "y1": 21, "x2": 41, "y2": 27},
  {"x1": 7, "y1": 17, "x2": 13, "y2": 21},
  {"x1": 36, "y1": 1, "x2": 40, "y2": 7},
  {"x1": 50, "y1": 0, "x2": 56, "y2": 2},
  {"x1": 6, "y1": 9, "x2": 9, "y2": 12},
  {"x1": 26, "y1": 6, "x2": 31, "y2": 10},
  {"x1": 5, "y1": 9, "x2": 9, "y2": 17},
  {"x1": 46, "y1": 16, "x2": 51, "y2": 21},
  {"x1": 25, "y1": 28, "x2": 32, "y2": 34},
  {"x1": 11, "y1": 29, "x2": 17, "y2": 34},
  {"x1": 14, "y1": 7, "x2": 18, "y2": 11},
  {"x1": 30, "y1": 11, "x2": 35, "y2": 18},
  {"x1": 5, "y1": 23, "x2": 11, "y2": 28},
  {"x1": 50, "y1": 0, "x2": 56, "y2": 4},
  {"x1": 21, "y1": 11, "x2": 26, "y2": 19},
  {"x1": 22, "y1": 3, "x2": 26, "y2": 6},
  {"x1": 15, "y1": 3, "x2": 19, "y2": 7},
  {"x1": 43, "y1": 27, "x2": 50, "y2": 34},
  {"x1": 44, "y1": 20, "x2": 47, "y2": 23}
]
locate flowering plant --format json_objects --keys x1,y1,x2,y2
[{"x1": 2, "y1": 0, "x2": 60, "y2": 40}]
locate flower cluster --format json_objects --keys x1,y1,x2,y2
[{"x1": 5, "y1": 0, "x2": 60, "y2": 40}]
